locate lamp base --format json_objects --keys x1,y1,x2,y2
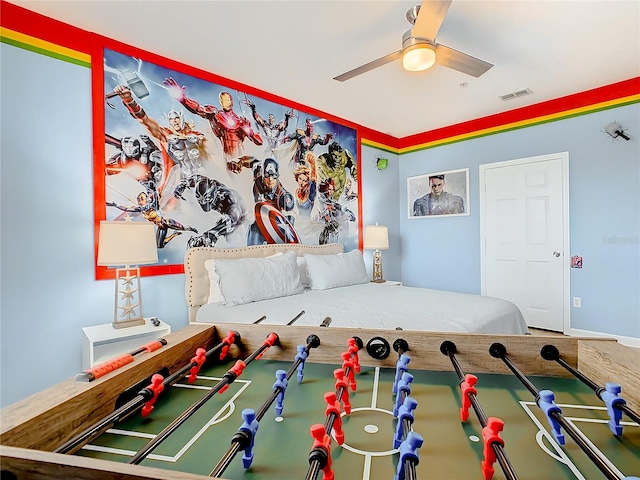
[
  {"x1": 112, "y1": 317, "x2": 146, "y2": 329},
  {"x1": 371, "y1": 249, "x2": 385, "y2": 283},
  {"x1": 112, "y1": 267, "x2": 146, "y2": 329}
]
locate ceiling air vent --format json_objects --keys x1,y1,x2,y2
[{"x1": 499, "y1": 88, "x2": 533, "y2": 101}]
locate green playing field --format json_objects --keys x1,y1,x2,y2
[{"x1": 75, "y1": 358, "x2": 640, "y2": 480}]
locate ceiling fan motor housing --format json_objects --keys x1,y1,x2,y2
[{"x1": 401, "y1": 29, "x2": 435, "y2": 51}]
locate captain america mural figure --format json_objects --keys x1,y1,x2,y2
[{"x1": 227, "y1": 156, "x2": 300, "y2": 245}]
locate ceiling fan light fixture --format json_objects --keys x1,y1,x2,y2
[{"x1": 402, "y1": 43, "x2": 436, "y2": 72}]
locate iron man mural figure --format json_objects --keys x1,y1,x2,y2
[{"x1": 164, "y1": 77, "x2": 263, "y2": 162}]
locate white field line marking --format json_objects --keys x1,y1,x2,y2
[
  {"x1": 520, "y1": 401, "x2": 586, "y2": 480},
  {"x1": 371, "y1": 366, "x2": 380, "y2": 409},
  {"x1": 362, "y1": 453, "x2": 372, "y2": 480},
  {"x1": 523, "y1": 400, "x2": 640, "y2": 427},
  {"x1": 564, "y1": 417, "x2": 637, "y2": 426},
  {"x1": 84, "y1": 376, "x2": 252, "y2": 463},
  {"x1": 565, "y1": 417, "x2": 625, "y2": 478},
  {"x1": 106, "y1": 429, "x2": 154, "y2": 439}
]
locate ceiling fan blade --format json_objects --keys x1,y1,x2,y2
[
  {"x1": 333, "y1": 50, "x2": 403, "y2": 82},
  {"x1": 435, "y1": 43, "x2": 493, "y2": 77},
  {"x1": 411, "y1": 0, "x2": 452, "y2": 41}
]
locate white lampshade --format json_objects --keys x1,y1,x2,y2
[
  {"x1": 402, "y1": 44, "x2": 436, "y2": 72},
  {"x1": 364, "y1": 225, "x2": 389, "y2": 250},
  {"x1": 97, "y1": 221, "x2": 158, "y2": 267}
]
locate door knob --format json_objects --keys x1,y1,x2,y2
[{"x1": 553, "y1": 251, "x2": 561, "y2": 257}]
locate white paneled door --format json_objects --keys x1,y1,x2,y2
[{"x1": 480, "y1": 153, "x2": 569, "y2": 332}]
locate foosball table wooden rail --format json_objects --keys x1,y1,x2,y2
[{"x1": 1, "y1": 323, "x2": 637, "y2": 480}]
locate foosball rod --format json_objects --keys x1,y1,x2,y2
[
  {"x1": 540, "y1": 344, "x2": 640, "y2": 425},
  {"x1": 490, "y1": 343, "x2": 627, "y2": 480},
  {"x1": 305, "y1": 336, "x2": 361, "y2": 480},
  {"x1": 76, "y1": 338, "x2": 168, "y2": 382},
  {"x1": 440, "y1": 341, "x2": 519, "y2": 480},
  {"x1": 393, "y1": 337, "x2": 411, "y2": 413},
  {"x1": 54, "y1": 330, "x2": 240, "y2": 455},
  {"x1": 209, "y1": 333, "x2": 321, "y2": 478},
  {"x1": 395, "y1": 349, "x2": 418, "y2": 480},
  {"x1": 286, "y1": 310, "x2": 305, "y2": 325},
  {"x1": 129, "y1": 332, "x2": 279, "y2": 465}
]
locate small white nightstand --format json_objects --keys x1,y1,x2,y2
[
  {"x1": 371, "y1": 280, "x2": 402, "y2": 286},
  {"x1": 81, "y1": 318, "x2": 171, "y2": 369}
]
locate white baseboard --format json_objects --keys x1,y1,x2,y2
[{"x1": 567, "y1": 327, "x2": 640, "y2": 348}]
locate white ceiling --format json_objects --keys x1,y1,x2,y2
[{"x1": 9, "y1": 0, "x2": 640, "y2": 138}]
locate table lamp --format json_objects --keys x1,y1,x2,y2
[
  {"x1": 364, "y1": 224, "x2": 389, "y2": 283},
  {"x1": 97, "y1": 221, "x2": 158, "y2": 329}
]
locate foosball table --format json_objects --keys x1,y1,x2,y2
[{"x1": 1, "y1": 323, "x2": 638, "y2": 479}]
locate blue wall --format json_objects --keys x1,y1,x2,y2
[
  {"x1": 360, "y1": 146, "x2": 401, "y2": 283},
  {"x1": 399, "y1": 105, "x2": 640, "y2": 340},
  {"x1": 1, "y1": 40, "x2": 637, "y2": 408},
  {"x1": 0, "y1": 44, "x2": 189, "y2": 407}
]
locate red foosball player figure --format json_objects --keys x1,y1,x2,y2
[
  {"x1": 141, "y1": 374, "x2": 164, "y2": 417},
  {"x1": 324, "y1": 391, "x2": 344, "y2": 445},
  {"x1": 460, "y1": 374, "x2": 478, "y2": 422},
  {"x1": 309, "y1": 423, "x2": 334, "y2": 480},
  {"x1": 481, "y1": 417, "x2": 505, "y2": 480},
  {"x1": 347, "y1": 338, "x2": 361, "y2": 373},
  {"x1": 219, "y1": 330, "x2": 238, "y2": 360},
  {"x1": 188, "y1": 348, "x2": 207, "y2": 383},
  {"x1": 341, "y1": 351, "x2": 357, "y2": 391},
  {"x1": 333, "y1": 368, "x2": 351, "y2": 414}
]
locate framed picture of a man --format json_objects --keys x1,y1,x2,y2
[{"x1": 408, "y1": 168, "x2": 469, "y2": 218}]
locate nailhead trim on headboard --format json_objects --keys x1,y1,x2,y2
[{"x1": 184, "y1": 243, "x2": 344, "y2": 322}]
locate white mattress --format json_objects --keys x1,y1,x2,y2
[{"x1": 195, "y1": 283, "x2": 529, "y2": 335}]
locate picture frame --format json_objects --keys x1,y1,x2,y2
[
  {"x1": 407, "y1": 168, "x2": 470, "y2": 218},
  {"x1": 92, "y1": 40, "x2": 361, "y2": 280}
]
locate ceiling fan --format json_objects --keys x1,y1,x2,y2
[{"x1": 333, "y1": 0, "x2": 493, "y2": 82}]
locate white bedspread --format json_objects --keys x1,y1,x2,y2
[{"x1": 195, "y1": 283, "x2": 529, "y2": 335}]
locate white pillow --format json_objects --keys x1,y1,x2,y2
[
  {"x1": 205, "y1": 252, "x2": 283, "y2": 304},
  {"x1": 303, "y1": 250, "x2": 369, "y2": 290},
  {"x1": 205, "y1": 259, "x2": 224, "y2": 304},
  {"x1": 215, "y1": 251, "x2": 303, "y2": 306},
  {"x1": 296, "y1": 256, "x2": 310, "y2": 287}
]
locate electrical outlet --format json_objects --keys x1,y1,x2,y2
[{"x1": 573, "y1": 297, "x2": 581, "y2": 308}]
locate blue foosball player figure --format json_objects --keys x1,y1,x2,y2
[
  {"x1": 393, "y1": 354, "x2": 411, "y2": 394},
  {"x1": 600, "y1": 382, "x2": 627, "y2": 437},
  {"x1": 238, "y1": 409, "x2": 259, "y2": 468},
  {"x1": 394, "y1": 396, "x2": 418, "y2": 448},
  {"x1": 394, "y1": 431, "x2": 423, "y2": 480},
  {"x1": 273, "y1": 369, "x2": 288, "y2": 416},
  {"x1": 394, "y1": 372, "x2": 414, "y2": 417},
  {"x1": 295, "y1": 345, "x2": 308, "y2": 382},
  {"x1": 538, "y1": 389, "x2": 565, "y2": 445}
]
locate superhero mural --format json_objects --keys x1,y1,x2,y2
[{"x1": 99, "y1": 48, "x2": 359, "y2": 276}]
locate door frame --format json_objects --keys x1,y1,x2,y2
[{"x1": 479, "y1": 152, "x2": 571, "y2": 333}]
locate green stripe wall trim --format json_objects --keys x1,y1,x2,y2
[
  {"x1": 400, "y1": 97, "x2": 640, "y2": 155},
  {"x1": 1, "y1": 37, "x2": 91, "y2": 68},
  {"x1": 360, "y1": 143, "x2": 399, "y2": 155}
]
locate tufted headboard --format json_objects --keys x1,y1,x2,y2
[{"x1": 184, "y1": 243, "x2": 344, "y2": 322}]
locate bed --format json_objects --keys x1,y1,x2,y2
[{"x1": 184, "y1": 243, "x2": 529, "y2": 335}]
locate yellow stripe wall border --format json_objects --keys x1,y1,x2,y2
[
  {"x1": 0, "y1": 27, "x2": 91, "y2": 68},
  {"x1": 363, "y1": 93, "x2": 640, "y2": 155}
]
